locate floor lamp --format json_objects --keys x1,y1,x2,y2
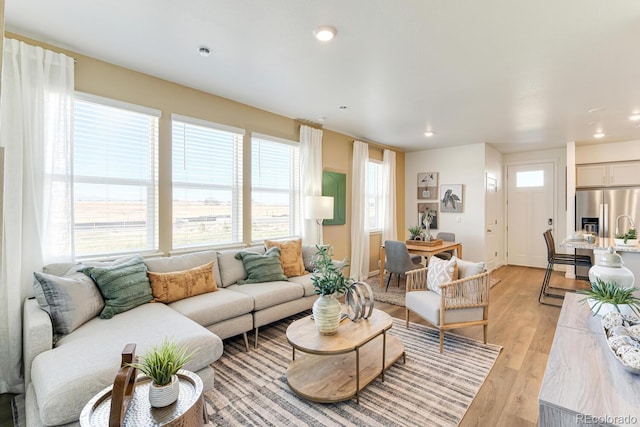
[{"x1": 304, "y1": 196, "x2": 334, "y2": 244}]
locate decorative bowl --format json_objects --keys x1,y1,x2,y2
[{"x1": 601, "y1": 312, "x2": 640, "y2": 374}]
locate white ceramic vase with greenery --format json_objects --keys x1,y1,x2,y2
[
  {"x1": 129, "y1": 339, "x2": 192, "y2": 407},
  {"x1": 311, "y1": 246, "x2": 353, "y2": 335},
  {"x1": 578, "y1": 278, "x2": 640, "y2": 317}
]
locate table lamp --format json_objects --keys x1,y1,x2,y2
[{"x1": 304, "y1": 196, "x2": 334, "y2": 244}]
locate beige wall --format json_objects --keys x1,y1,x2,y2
[{"x1": 7, "y1": 32, "x2": 405, "y2": 268}]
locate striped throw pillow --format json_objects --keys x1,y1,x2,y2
[{"x1": 234, "y1": 247, "x2": 288, "y2": 285}]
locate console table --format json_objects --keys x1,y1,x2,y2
[{"x1": 538, "y1": 293, "x2": 640, "y2": 426}]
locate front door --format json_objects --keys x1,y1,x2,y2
[{"x1": 507, "y1": 162, "x2": 554, "y2": 268}]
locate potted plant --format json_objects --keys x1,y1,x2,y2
[
  {"x1": 408, "y1": 225, "x2": 422, "y2": 240},
  {"x1": 310, "y1": 245, "x2": 354, "y2": 335},
  {"x1": 577, "y1": 278, "x2": 640, "y2": 317},
  {"x1": 129, "y1": 338, "x2": 193, "y2": 407},
  {"x1": 614, "y1": 228, "x2": 638, "y2": 246}
]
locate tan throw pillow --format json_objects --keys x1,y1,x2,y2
[
  {"x1": 427, "y1": 257, "x2": 458, "y2": 295},
  {"x1": 265, "y1": 238, "x2": 306, "y2": 277},
  {"x1": 147, "y1": 261, "x2": 217, "y2": 303}
]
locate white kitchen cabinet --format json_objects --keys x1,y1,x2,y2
[{"x1": 576, "y1": 161, "x2": 640, "y2": 187}]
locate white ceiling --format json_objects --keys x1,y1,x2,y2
[{"x1": 5, "y1": 0, "x2": 640, "y2": 153}]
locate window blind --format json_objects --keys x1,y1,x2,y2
[
  {"x1": 251, "y1": 134, "x2": 300, "y2": 241},
  {"x1": 73, "y1": 95, "x2": 160, "y2": 257},
  {"x1": 172, "y1": 115, "x2": 244, "y2": 248}
]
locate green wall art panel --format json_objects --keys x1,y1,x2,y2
[{"x1": 322, "y1": 171, "x2": 346, "y2": 225}]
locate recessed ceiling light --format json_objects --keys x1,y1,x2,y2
[
  {"x1": 198, "y1": 47, "x2": 211, "y2": 57},
  {"x1": 338, "y1": 105, "x2": 348, "y2": 110},
  {"x1": 313, "y1": 26, "x2": 337, "y2": 41},
  {"x1": 629, "y1": 113, "x2": 640, "y2": 121},
  {"x1": 594, "y1": 132, "x2": 606, "y2": 138},
  {"x1": 424, "y1": 131, "x2": 435, "y2": 137}
]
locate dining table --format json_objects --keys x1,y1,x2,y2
[{"x1": 378, "y1": 241, "x2": 463, "y2": 289}]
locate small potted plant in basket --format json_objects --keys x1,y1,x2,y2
[
  {"x1": 408, "y1": 225, "x2": 422, "y2": 240},
  {"x1": 128, "y1": 338, "x2": 193, "y2": 407},
  {"x1": 311, "y1": 245, "x2": 353, "y2": 335},
  {"x1": 577, "y1": 278, "x2": 640, "y2": 317}
]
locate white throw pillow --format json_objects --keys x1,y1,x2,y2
[
  {"x1": 453, "y1": 256, "x2": 485, "y2": 278},
  {"x1": 427, "y1": 257, "x2": 458, "y2": 295}
]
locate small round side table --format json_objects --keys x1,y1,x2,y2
[{"x1": 80, "y1": 370, "x2": 205, "y2": 426}]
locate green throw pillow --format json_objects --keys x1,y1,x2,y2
[
  {"x1": 80, "y1": 255, "x2": 153, "y2": 319},
  {"x1": 234, "y1": 247, "x2": 288, "y2": 285}
]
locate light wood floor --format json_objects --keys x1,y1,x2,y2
[
  {"x1": 0, "y1": 265, "x2": 586, "y2": 427},
  {"x1": 375, "y1": 264, "x2": 589, "y2": 427}
]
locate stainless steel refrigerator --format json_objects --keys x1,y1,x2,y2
[{"x1": 575, "y1": 187, "x2": 640, "y2": 276}]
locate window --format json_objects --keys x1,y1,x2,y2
[
  {"x1": 516, "y1": 170, "x2": 544, "y2": 188},
  {"x1": 172, "y1": 115, "x2": 244, "y2": 249},
  {"x1": 251, "y1": 134, "x2": 300, "y2": 240},
  {"x1": 73, "y1": 94, "x2": 160, "y2": 257},
  {"x1": 367, "y1": 160, "x2": 383, "y2": 231}
]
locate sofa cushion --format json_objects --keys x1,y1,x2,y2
[
  {"x1": 32, "y1": 271, "x2": 104, "y2": 339},
  {"x1": 147, "y1": 261, "x2": 218, "y2": 303},
  {"x1": 427, "y1": 257, "x2": 458, "y2": 295},
  {"x1": 234, "y1": 247, "x2": 288, "y2": 285},
  {"x1": 287, "y1": 273, "x2": 316, "y2": 297},
  {"x1": 144, "y1": 250, "x2": 221, "y2": 289},
  {"x1": 217, "y1": 245, "x2": 265, "y2": 287},
  {"x1": 265, "y1": 238, "x2": 306, "y2": 277},
  {"x1": 227, "y1": 281, "x2": 304, "y2": 310},
  {"x1": 406, "y1": 290, "x2": 484, "y2": 326},
  {"x1": 80, "y1": 255, "x2": 153, "y2": 319},
  {"x1": 169, "y1": 288, "x2": 254, "y2": 326},
  {"x1": 302, "y1": 244, "x2": 328, "y2": 272},
  {"x1": 453, "y1": 256, "x2": 485, "y2": 278},
  {"x1": 31, "y1": 303, "x2": 223, "y2": 426}
]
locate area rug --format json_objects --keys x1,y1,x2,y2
[
  {"x1": 365, "y1": 275, "x2": 502, "y2": 307},
  {"x1": 205, "y1": 313, "x2": 502, "y2": 427}
]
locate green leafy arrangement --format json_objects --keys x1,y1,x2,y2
[
  {"x1": 311, "y1": 245, "x2": 354, "y2": 296},
  {"x1": 408, "y1": 225, "x2": 422, "y2": 238},
  {"x1": 577, "y1": 278, "x2": 640, "y2": 316},
  {"x1": 615, "y1": 228, "x2": 637, "y2": 244},
  {"x1": 128, "y1": 339, "x2": 193, "y2": 386}
]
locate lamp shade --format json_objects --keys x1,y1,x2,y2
[{"x1": 304, "y1": 196, "x2": 334, "y2": 220}]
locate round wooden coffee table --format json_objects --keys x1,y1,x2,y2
[
  {"x1": 79, "y1": 370, "x2": 205, "y2": 426},
  {"x1": 285, "y1": 308, "x2": 405, "y2": 403}
]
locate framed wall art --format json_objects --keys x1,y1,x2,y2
[
  {"x1": 440, "y1": 184, "x2": 463, "y2": 213},
  {"x1": 417, "y1": 172, "x2": 438, "y2": 200},
  {"x1": 417, "y1": 202, "x2": 438, "y2": 230},
  {"x1": 322, "y1": 171, "x2": 346, "y2": 225}
]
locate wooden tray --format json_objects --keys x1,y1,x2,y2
[{"x1": 406, "y1": 239, "x2": 443, "y2": 246}]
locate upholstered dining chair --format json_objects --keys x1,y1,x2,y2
[
  {"x1": 539, "y1": 228, "x2": 592, "y2": 305},
  {"x1": 405, "y1": 260, "x2": 490, "y2": 353},
  {"x1": 383, "y1": 240, "x2": 423, "y2": 292},
  {"x1": 434, "y1": 232, "x2": 456, "y2": 260}
]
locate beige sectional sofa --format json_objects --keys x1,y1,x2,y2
[{"x1": 23, "y1": 243, "x2": 320, "y2": 426}]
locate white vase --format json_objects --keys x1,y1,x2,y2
[
  {"x1": 589, "y1": 247, "x2": 635, "y2": 289},
  {"x1": 148, "y1": 375, "x2": 179, "y2": 408},
  {"x1": 312, "y1": 294, "x2": 341, "y2": 335}
]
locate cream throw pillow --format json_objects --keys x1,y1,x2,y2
[
  {"x1": 427, "y1": 257, "x2": 458, "y2": 295},
  {"x1": 453, "y1": 256, "x2": 485, "y2": 278},
  {"x1": 265, "y1": 238, "x2": 306, "y2": 277}
]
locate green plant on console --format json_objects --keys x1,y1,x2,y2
[
  {"x1": 614, "y1": 228, "x2": 637, "y2": 244},
  {"x1": 408, "y1": 225, "x2": 422, "y2": 239},
  {"x1": 577, "y1": 278, "x2": 640, "y2": 316},
  {"x1": 311, "y1": 245, "x2": 354, "y2": 296},
  {"x1": 128, "y1": 338, "x2": 193, "y2": 386}
]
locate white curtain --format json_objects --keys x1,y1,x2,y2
[
  {"x1": 0, "y1": 39, "x2": 75, "y2": 393},
  {"x1": 299, "y1": 125, "x2": 323, "y2": 245},
  {"x1": 381, "y1": 149, "x2": 397, "y2": 243},
  {"x1": 350, "y1": 141, "x2": 370, "y2": 280}
]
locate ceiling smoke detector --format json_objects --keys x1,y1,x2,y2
[
  {"x1": 198, "y1": 47, "x2": 211, "y2": 57},
  {"x1": 313, "y1": 26, "x2": 337, "y2": 41}
]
